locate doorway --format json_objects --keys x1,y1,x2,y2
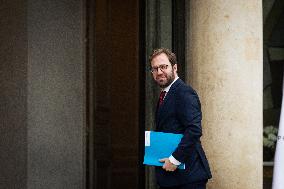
[
  {"x1": 85, "y1": 0, "x2": 186, "y2": 188},
  {"x1": 85, "y1": 0, "x2": 143, "y2": 188}
]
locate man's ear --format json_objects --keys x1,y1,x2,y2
[{"x1": 173, "y1": 64, "x2": 177, "y2": 71}]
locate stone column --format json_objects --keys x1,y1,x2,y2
[
  {"x1": 186, "y1": 1, "x2": 263, "y2": 189},
  {"x1": 27, "y1": 1, "x2": 85, "y2": 188}
]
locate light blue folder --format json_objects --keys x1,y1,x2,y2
[{"x1": 143, "y1": 131, "x2": 185, "y2": 169}]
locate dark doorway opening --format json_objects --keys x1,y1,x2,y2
[{"x1": 85, "y1": 0, "x2": 144, "y2": 188}]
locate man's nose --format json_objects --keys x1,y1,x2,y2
[{"x1": 157, "y1": 68, "x2": 163, "y2": 74}]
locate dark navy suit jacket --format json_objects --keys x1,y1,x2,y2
[{"x1": 155, "y1": 79, "x2": 212, "y2": 187}]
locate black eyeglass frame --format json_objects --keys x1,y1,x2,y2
[{"x1": 150, "y1": 64, "x2": 169, "y2": 73}]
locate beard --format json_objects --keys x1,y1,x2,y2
[{"x1": 156, "y1": 69, "x2": 175, "y2": 88}]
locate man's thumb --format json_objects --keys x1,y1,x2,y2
[{"x1": 159, "y1": 158, "x2": 167, "y2": 162}]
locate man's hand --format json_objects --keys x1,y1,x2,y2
[{"x1": 159, "y1": 158, "x2": 178, "y2": 172}]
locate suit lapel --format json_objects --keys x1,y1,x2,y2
[{"x1": 156, "y1": 79, "x2": 183, "y2": 129}]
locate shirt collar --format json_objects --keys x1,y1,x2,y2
[{"x1": 161, "y1": 77, "x2": 179, "y2": 93}]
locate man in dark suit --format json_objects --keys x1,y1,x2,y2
[{"x1": 149, "y1": 48, "x2": 212, "y2": 189}]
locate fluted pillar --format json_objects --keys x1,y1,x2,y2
[{"x1": 186, "y1": 1, "x2": 263, "y2": 189}]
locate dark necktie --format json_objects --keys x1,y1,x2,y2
[{"x1": 158, "y1": 91, "x2": 166, "y2": 107}]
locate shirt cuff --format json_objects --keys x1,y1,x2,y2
[{"x1": 169, "y1": 155, "x2": 181, "y2": 166}]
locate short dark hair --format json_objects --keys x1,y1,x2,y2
[{"x1": 149, "y1": 48, "x2": 177, "y2": 66}]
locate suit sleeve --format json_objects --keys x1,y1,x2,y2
[{"x1": 171, "y1": 90, "x2": 202, "y2": 163}]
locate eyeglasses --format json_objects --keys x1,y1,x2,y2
[{"x1": 150, "y1": 64, "x2": 169, "y2": 73}]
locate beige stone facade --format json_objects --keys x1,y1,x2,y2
[{"x1": 187, "y1": 1, "x2": 263, "y2": 188}]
